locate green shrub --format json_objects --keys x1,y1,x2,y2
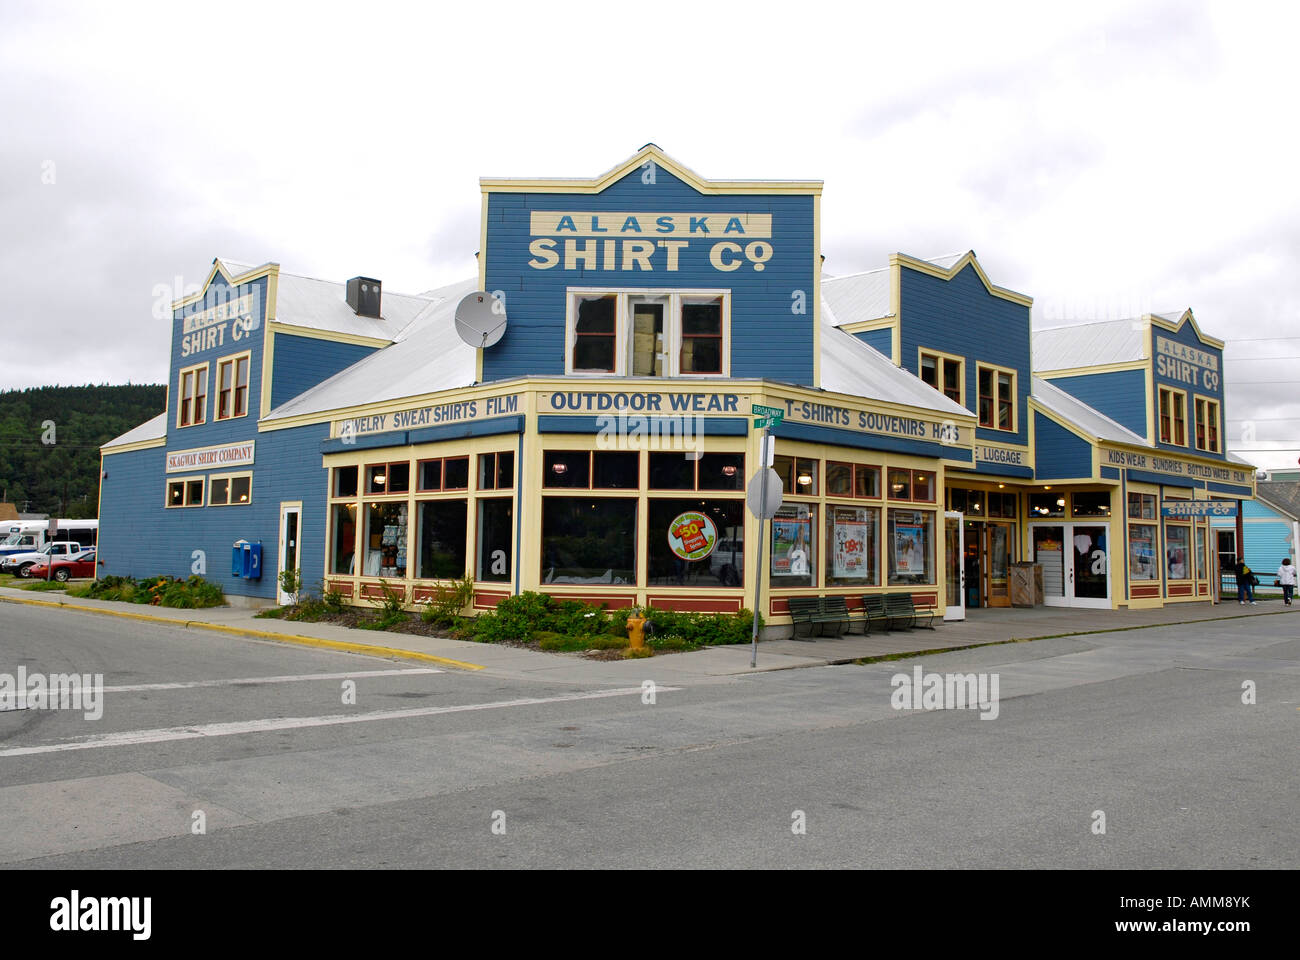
[
  {"x1": 358, "y1": 580, "x2": 408, "y2": 630},
  {"x1": 320, "y1": 581, "x2": 346, "y2": 614},
  {"x1": 420, "y1": 575, "x2": 475, "y2": 626},
  {"x1": 459, "y1": 591, "x2": 611, "y2": 644},
  {"x1": 24, "y1": 580, "x2": 68, "y2": 592},
  {"x1": 278, "y1": 568, "x2": 301, "y2": 604},
  {"x1": 66, "y1": 574, "x2": 223, "y2": 608},
  {"x1": 640, "y1": 605, "x2": 761, "y2": 646}
]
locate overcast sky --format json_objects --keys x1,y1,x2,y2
[{"x1": 1, "y1": 0, "x2": 1296, "y2": 470}]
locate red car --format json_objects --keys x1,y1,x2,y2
[{"x1": 28, "y1": 550, "x2": 96, "y2": 582}]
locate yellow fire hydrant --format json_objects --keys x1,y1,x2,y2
[{"x1": 626, "y1": 613, "x2": 647, "y2": 650}]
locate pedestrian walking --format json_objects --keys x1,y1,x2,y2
[
  {"x1": 1278, "y1": 558, "x2": 1296, "y2": 606},
  {"x1": 1235, "y1": 558, "x2": 1256, "y2": 604}
]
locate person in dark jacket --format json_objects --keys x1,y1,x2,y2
[{"x1": 1235, "y1": 558, "x2": 1255, "y2": 604}]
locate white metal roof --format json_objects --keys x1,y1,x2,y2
[
  {"x1": 1032, "y1": 318, "x2": 1148, "y2": 372},
  {"x1": 821, "y1": 267, "x2": 892, "y2": 326},
  {"x1": 214, "y1": 258, "x2": 440, "y2": 342},
  {"x1": 1031, "y1": 376, "x2": 1148, "y2": 446},
  {"x1": 262, "y1": 278, "x2": 479, "y2": 422},
  {"x1": 820, "y1": 305, "x2": 971, "y2": 419},
  {"x1": 101, "y1": 412, "x2": 167, "y2": 451}
]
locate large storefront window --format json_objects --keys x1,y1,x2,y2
[
  {"x1": 648, "y1": 499, "x2": 744, "y2": 587},
  {"x1": 1129, "y1": 523, "x2": 1159, "y2": 580},
  {"x1": 770, "y1": 503, "x2": 816, "y2": 588},
  {"x1": 477, "y1": 498, "x2": 513, "y2": 582},
  {"x1": 888, "y1": 509, "x2": 935, "y2": 585},
  {"x1": 1128, "y1": 492, "x2": 1156, "y2": 520},
  {"x1": 364, "y1": 501, "x2": 408, "y2": 578},
  {"x1": 825, "y1": 505, "x2": 879, "y2": 587},
  {"x1": 1165, "y1": 524, "x2": 1191, "y2": 580},
  {"x1": 541, "y1": 498, "x2": 636, "y2": 585},
  {"x1": 1072, "y1": 491, "x2": 1111, "y2": 517},
  {"x1": 1028, "y1": 492, "x2": 1065, "y2": 518},
  {"x1": 648, "y1": 452, "x2": 744, "y2": 491},
  {"x1": 330, "y1": 502, "x2": 358, "y2": 574},
  {"x1": 416, "y1": 499, "x2": 467, "y2": 579}
]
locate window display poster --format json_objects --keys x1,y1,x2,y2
[
  {"x1": 893, "y1": 511, "x2": 926, "y2": 574},
  {"x1": 668, "y1": 510, "x2": 717, "y2": 562},
  {"x1": 1130, "y1": 527, "x2": 1155, "y2": 578},
  {"x1": 832, "y1": 506, "x2": 870, "y2": 578},
  {"x1": 772, "y1": 503, "x2": 811, "y2": 576}
]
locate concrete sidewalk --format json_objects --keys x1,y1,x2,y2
[{"x1": 1, "y1": 584, "x2": 1293, "y2": 686}]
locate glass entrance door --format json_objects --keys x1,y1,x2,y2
[
  {"x1": 277, "y1": 502, "x2": 301, "y2": 604},
  {"x1": 1071, "y1": 525, "x2": 1109, "y2": 606},
  {"x1": 944, "y1": 512, "x2": 964, "y2": 621},
  {"x1": 1031, "y1": 522, "x2": 1110, "y2": 608}
]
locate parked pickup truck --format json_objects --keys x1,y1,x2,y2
[{"x1": 1, "y1": 541, "x2": 88, "y2": 578}]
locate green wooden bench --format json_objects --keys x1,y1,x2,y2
[
  {"x1": 787, "y1": 596, "x2": 861, "y2": 638},
  {"x1": 787, "y1": 596, "x2": 826, "y2": 638},
  {"x1": 885, "y1": 592, "x2": 936, "y2": 630},
  {"x1": 820, "y1": 595, "x2": 864, "y2": 635},
  {"x1": 861, "y1": 594, "x2": 895, "y2": 633}
]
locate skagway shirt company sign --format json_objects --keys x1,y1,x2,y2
[{"x1": 165, "y1": 441, "x2": 255, "y2": 473}]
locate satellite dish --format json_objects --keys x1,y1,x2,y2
[{"x1": 454, "y1": 291, "x2": 508, "y2": 349}]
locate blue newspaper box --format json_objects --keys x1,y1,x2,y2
[{"x1": 232, "y1": 540, "x2": 263, "y2": 579}]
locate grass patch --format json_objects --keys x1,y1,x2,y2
[
  {"x1": 536, "y1": 631, "x2": 628, "y2": 652},
  {"x1": 23, "y1": 580, "x2": 69, "y2": 592}
]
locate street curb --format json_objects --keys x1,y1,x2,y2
[{"x1": 0, "y1": 594, "x2": 486, "y2": 671}]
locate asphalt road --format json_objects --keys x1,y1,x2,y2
[{"x1": 1, "y1": 602, "x2": 1296, "y2": 868}]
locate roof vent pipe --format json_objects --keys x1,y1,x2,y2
[{"x1": 346, "y1": 277, "x2": 382, "y2": 318}]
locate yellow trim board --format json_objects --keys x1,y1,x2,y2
[
  {"x1": 1036, "y1": 359, "x2": 1148, "y2": 378},
  {"x1": 101, "y1": 436, "x2": 166, "y2": 455},
  {"x1": 266, "y1": 321, "x2": 391, "y2": 349},
  {"x1": 173, "y1": 260, "x2": 279, "y2": 310},
  {"x1": 891, "y1": 251, "x2": 1034, "y2": 308},
  {"x1": 480, "y1": 144, "x2": 823, "y2": 196},
  {"x1": 1148, "y1": 308, "x2": 1225, "y2": 350}
]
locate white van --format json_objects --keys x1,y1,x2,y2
[{"x1": 0, "y1": 519, "x2": 98, "y2": 560}]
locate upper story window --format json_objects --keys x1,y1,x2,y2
[
  {"x1": 216, "y1": 352, "x2": 251, "y2": 420},
  {"x1": 919, "y1": 351, "x2": 963, "y2": 404},
  {"x1": 1158, "y1": 387, "x2": 1187, "y2": 446},
  {"x1": 177, "y1": 364, "x2": 208, "y2": 428},
  {"x1": 567, "y1": 290, "x2": 730, "y2": 377},
  {"x1": 977, "y1": 364, "x2": 1015, "y2": 431},
  {"x1": 1194, "y1": 397, "x2": 1220, "y2": 453}
]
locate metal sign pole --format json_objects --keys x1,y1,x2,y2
[{"x1": 751, "y1": 426, "x2": 768, "y2": 669}]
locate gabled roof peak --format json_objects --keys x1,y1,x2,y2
[{"x1": 480, "y1": 144, "x2": 822, "y2": 196}]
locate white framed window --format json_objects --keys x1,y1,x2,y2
[
  {"x1": 209, "y1": 472, "x2": 253, "y2": 506},
  {"x1": 176, "y1": 363, "x2": 208, "y2": 428},
  {"x1": 166, "y1": 476, "x2": 205, "y2": 508},
  {"x1": 215, "y1": 351, "x2": 251, "y2": 420},
  {"x1": 565, "y1": 289, "x2": 731, "y2": 378}
]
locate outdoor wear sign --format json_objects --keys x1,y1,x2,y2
[{"x1": 668, "y1": 511, "x2": 717, "y2": 561}]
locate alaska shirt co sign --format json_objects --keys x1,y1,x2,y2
[
  {"x1": 1161, "y1": 500, "x2": 1238, "y2": 518},
  {"x1": 527, "y1": 211, "x2": 775, "y2": 273}
]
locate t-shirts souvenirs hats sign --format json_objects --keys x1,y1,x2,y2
[{"x1": 668, "y1": 511, "x2": 717, "y2": 561}]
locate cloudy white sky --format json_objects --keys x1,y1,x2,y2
[{"x1": 2, "y1": 0, "x2": 1296, "y2": 469}]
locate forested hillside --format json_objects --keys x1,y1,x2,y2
[{"x1": 0, "y1": 385, "x2": 165, "y2": 517}]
